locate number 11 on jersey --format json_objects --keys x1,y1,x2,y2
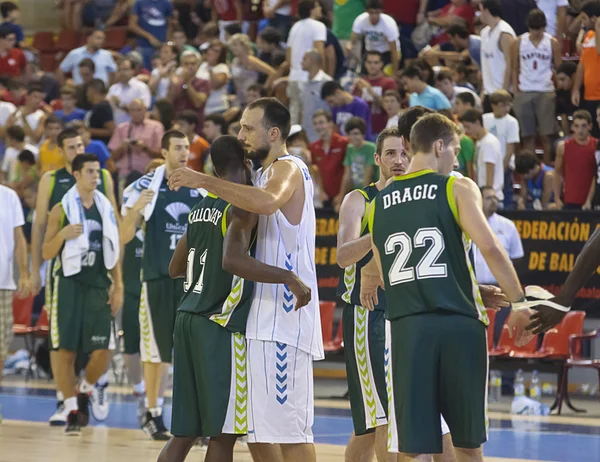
[{"x1": 185, "y1": 248, "x2": 208, "y2": 294}]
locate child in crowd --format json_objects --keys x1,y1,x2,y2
[
  {"x1": 54, "y1": 86, "x2": 86, "y2": 124},
  {"x1": 9, "y1": 149, "x2": 38, "y2": 197},
  {"x1": 340, "y1": 116, "x2": 377, "y2": 197},
  {"x1": 38, "y1": 115, "x2": 65, "y2": 174}
]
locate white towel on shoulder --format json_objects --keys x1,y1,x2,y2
[
  {"x1": 61, "y1": 186, "x2": 120, "y2": 277},
  {"x1": 123, "y1": 164, "x2": 165, "y2": 222}
]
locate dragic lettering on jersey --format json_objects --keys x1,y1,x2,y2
[{"x1": 383, "y1": 184, "x2": 438, "y2": 209}]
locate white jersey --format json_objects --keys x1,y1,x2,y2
[
  {"x1": 246, "y1": 154, "x2": 325, "y2": 360},
  {"x1": 480, "y1": 20, "x2": 516, "y2": 95},
  {"x1": 518, "y1": 32, "x2": 554, "y2": 92}
]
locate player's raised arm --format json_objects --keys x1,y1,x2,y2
[
  {"x1": 453, "y1": 176, "x2": 524, "y2": 303},
  {"x1": 168, "y1": 161, "x2": 301, "y2": 216},
  {"x1": 336, "y1": 191, "x2": 372, "y2": 269},
  {"x1": 168, "y1": 232, "x2": 188, "y2": 279},
  {"x1": 222, "y1": 206, "x2": 311, "y2": 310}
]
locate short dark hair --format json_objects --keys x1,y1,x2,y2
[
  {"x1": 0, "y1": 23, "x2": 13, "y2": 39},
  {"x1": 45, "y1": 115, "x2": 63, "y2": 128},
  {"x1": 527, "y1": 8, "x2": 547, "y2": 29},
  {"x1": 366, "y1": 0, "x2": 382, "y2": 10},
  {"x1": 204, "y1": 113, "x2": 227, "y2": 134},
  {"x1": 247, "y1": 83, "x2": 266, "y2": 97},
  {"x1": 173, "y1": 109, "x2": 199, "y2": 127},
  {"x1": 459, "y1": 108, "x2": 483, "y2": 125},
  {"x1": 161, "y1": 130, "x2": 188, "y2": 150},
  {"x1": 437, "y1": 109, "x2": 455, "y2": 121},
  {"x1": 401, "y1": 65, "x2": 423, "y2": 80},
  {"x1": 60, "y1": 85, "x2": 77, "y2": 98},
  {"x1": 87, "y1": 28, "x2": 104, "y2": 38},
  {"x1": 72, "y1": 153, "x2": 99, "y2": 172},
  {"x1": 298, "y1": 0, "x2": 316, "y2": 19},
  {"x1": 224, "y1": 22, "x2": 242, "y2": 36},
  {"x1": 87, "y1": 78, "x2": 106, "y2": 94},
  {"x1": 456, "y1": 91, "x2": 476, "y2": 107},
  {"x1": 321, "y1": 80, "x2": 342, "y2": 99},
  {"x1": 514, "y1": 152, "x2": 541, "y2": 174},
  {"x1": 58, "y1": 128, "x2": 80, "y2": 148},
  {"x1": 79, "y1": 58, "x2": 96, "y2": 72},
  {"x1": 375, "y1": 127, "x2": 401, "y2": 155},
  {"x1": 246, "y1": 97, "x2": 291, "y2": 140},
  {"x1": 573, "y1": 109, "x2": 592, "y2": 124},
  {"x1": 259, "y1": 26, "x2": 281, "y2": 45},
  {"x1": 436, "y1": 68, "x2": 454, "y2": 83},
  {"x1": 446, "y1": 24, "x2": 469, "y2": 39},
  {"x1": 365, "y1": 50, "x2": 383, "y2": 62},
  {"x1": 382, "y1": 89, "x2": 401, "y2": 103},
  {"x1": 0, "y1": 1, "x2": 18, "y2": 19},
  {"x1": 410, "y1": 114, "x2": 461, "y2": 155},
  {"x1": 581, "y1": 0, "x2": 600, "y2": 19},
  {"x1": 6, "y1": 124, "x2": 24, "y2": 142},
  {"x1": 211, "y1": 135, "x2": 247, "y2": 177},
  {"x1": 489, "y1": 89, "x2": 512, "y2": 105},
  {"x1": 120, "y1": 58, "x2": 136, "y2": 70},
  {"x1": 481, "y1": 0, "x2": 502, "y2": 18},
  {"x1": 557, "y1": 61, "x2": 577, "y2": 77},
  {"x1": 312, "y1": 109, "x2": 332, "y2": 121},
  {"x1": 345, "y1": 116, "x2": 367, "y2": 135},
  {"x1": 18, "y1": 149, "x2": 35, "y2": 165},
  {"x1": 397, "y1": 106, "x2": 435, "y2": 141},
  {"x1": 27, "y1": 84, "x2": 44, "y2": 95}
]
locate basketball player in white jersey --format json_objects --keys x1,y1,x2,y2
[
  {"x1": 511, "y1": 8, "x2": 562, "y2": 161},
  {"x1": 169, "y1": 97, "x2": 323, "y2": 462}
]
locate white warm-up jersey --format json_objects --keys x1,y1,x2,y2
[
  {"x1": 480, "y1": 20, "x2": 516, "y2": 95},
  {"x1": 246, "y1": 154, "x2": 325, "y2": 360},
  {"x1": 518, "y1": 32, "x2": 554, "y2": 92}
]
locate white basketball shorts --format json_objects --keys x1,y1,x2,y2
[{"x1": 246, "y1": 339, "x2": 314, "y2": 444}]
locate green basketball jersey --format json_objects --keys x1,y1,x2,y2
[
  {"x1": 48, "y1": 167, "x2": 109, "y2": 211},
  {"x1": 141, "y1": 177, "x2": 201, "y2": 281},
  {"x1": 57, "y1": 203, "x2": 111, "y2": 289},
  {"x1": 369, "y1": 170, "x2": 487, "y2": 325},
  {"x1": 337, "y1": 183, "x2": 386, "y2": 311},
  {"x1": 123, "y1": 228, "x2": 144, "y2": 296},
  {"x1": 177, "y1": 194, "x2": 254, "y2": 334}
]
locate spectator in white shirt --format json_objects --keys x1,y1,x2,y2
[
  {"x1": 263, "y1": 0, "x2": 294, "y2": 41},
  {"x1": 475, "y1": 186, "x2": 524, "y2": 283},
  {"x1": 348, "y1": 0, "x2": 400, "y2": 76},
  {"x1": 0, "y1": 184, "x2": 30, "y2": 382},
  {"x1": 148, "y1": 43, "x2": 177, "y2": 99},
  {"x1": 107, "y1": 58, "x2": 152, "y2": 126},
  {"x1": 460, "y1": 108, "x2": 505, "y2": 202},
  {"x1": 536, "y1": 0, "x2": 568, "y2": 39},
  {"x1": 7, "y1": 84, "x2": 47, "y2": 146},
  {"x1": 382, "y1": 89, "x2": 402, "y2": 129},
  {"x1": 286, "y1": 0, "x2": 327, "y2": 125},
  {"x1": 196, "y1": 39, "x2": 231, "y2": 116},
  {"x1": 0, "y1": 98, "x2": 15, "y2": 138},
  {"x1": 300, "y1": 49, "x2": 333, "y2": 143},
  {"x1": 0, "y1": 125, "x2": 38, "y2": 183}
]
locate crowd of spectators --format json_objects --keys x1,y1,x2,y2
[{"x1": 1, "y1": 0, "x2": 600, "y2": 221}]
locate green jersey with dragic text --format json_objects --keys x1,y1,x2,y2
[
  {"x1": 177, "y1": 194, "x2": 254, "y2": 334},
  {"x1": 136, "y1": 175, "x2": 201, "y2": 281},
  {"x1": 57, "y1": 203, "x2": 111, "y2": 289},
  {"x1": 369, "y1": 170, "x2": 488, "y2": 325},
  {"x1": 337, "y1": 183, "x2": 386, "y2": 311}
]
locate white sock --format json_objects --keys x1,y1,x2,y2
[
  {"x1": 97, "y1": 373, "x2": 109, "y2": 386},
  {"x1": 79, "y1": 379, "x2": 94, "y2": 394},
  {"x1": 149, "y1": 406, "x2": 162, "y2": 418},
  {"x1": 64, "y1": 396, "x2": 78, "y2": 413},
  {"x1": 157, "y1": 397, "x2": 164, "y2": 407},
  {"x1": 132, "y1": 381, "x2": 145, "y2": 395},
  {"x1": 57, "y1": 391, "x2": 64, "y2": 402}
]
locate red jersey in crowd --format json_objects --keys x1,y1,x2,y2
[
  {"x1": 562, "y1": 136, "x2": 598, "y2": 206},
  {"x1": 0, "y1": 48, "x2": 25, "y2": 78},
  {"x1": 353, "y1": 76, "x2": 397, "y2": 135},
  {"x1": 310, "y1": 132, "x2": 348, "y2": 201},
  {"x1": 213, "y1": 0, "x2": 239, "y2": 21},
  {"x1": 386, "y1": 0, "x2": 419, "y2": 24}
]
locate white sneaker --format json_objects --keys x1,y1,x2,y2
[
  {"x1": 49, "y1": 401, "x2": 68, "y2": 426},
  {"x1": 90, "y1": 383, "x2": 110, "y2": 422}
]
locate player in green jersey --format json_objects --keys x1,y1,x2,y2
[
  {"x1": 157, "y1": 136, "x2": 310, "y2": 462},
  {"x1": 42, "y1": 154, "x2": 123, "y2": 436},
  {"x1": 364, "y1": 114, "x2": 531, "y2": 460},
  {"x1": 120, "y1": 130, "x2": 203, "y2": 440},
  {"x1": 29, "y1": 128, "x2": 118, "y2": 426}
]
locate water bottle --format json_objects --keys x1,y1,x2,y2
[
  {"x1": 530, "y1": 370, "x2": 541, "y2": 399},
  {"x1": 490, "y1": 371, "x2": 502, "y2": 402},
  {"x1": 514, "y1": 369, "x2": 525, "y2": 397}
]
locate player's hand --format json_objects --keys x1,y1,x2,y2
[
  {"x1": 507, "y1": 308, "x2": 535, "y2": 346},
  {"x1": 287, "y1": 274, "x2": 311, "y2": 310},
  {"x1": 60, "y1": 224, "x2": 83, "y2": 240},
  {"x1": 28, "y1": 272, "x2": 42, "y2": 296},
  {"x1": 526, "y1": 299, "x2": 569, "y2": 334},
  {"x1": 168, "y1": 167, "x2": 206, "y2": 191},
  {"x1": 108, "y1": 283, "x2": 124, "y2": 316},
  {"x1": 479, "y1": 285, "x2": 510, "y2": 311},
  {"x1": 132, "y1": 189, "x2": 155, "y2": 212},
  {"x1": 360, "y1": 271, "x2": 384, "y2": 311}
]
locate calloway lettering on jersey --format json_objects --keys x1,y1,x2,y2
[
  {"x1": 383, "y1": 184, "x2": 438, "y2": 209},
  {"x1": 188, "y1": 206, "x2": 223, "y2": 227}
]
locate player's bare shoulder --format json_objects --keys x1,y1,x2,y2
[{"x1": 339, "y1": 189, "x2": 368, "y2": 218}]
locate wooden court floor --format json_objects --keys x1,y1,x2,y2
[{"x1": 0, "y1": 420, "x2": 550, "y2": 462}]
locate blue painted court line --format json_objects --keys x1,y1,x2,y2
[{"x1": 2, "y1": 390, "x2": 600, "y2": 461}]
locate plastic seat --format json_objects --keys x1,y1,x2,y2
[
  {"x1": 55, "y1": 30, "x2": 82, "y2": 52},
  {"x1": 34, "y1": 308, "x2": 49, "y2": 337},
  {"x1": 39, "y1": 52, "x2": 58, "y2": 72},
  {"x1": 103, "y1": 26, "x2": 128, "y2": 50},
  {"x1": 486, "y1": 308, "x2": 497, "y2": 352},
  {"x1": 32, "y1": 31, "x2": 55, "y2": 53},
  {"x1": 489, "y1": 320, "x2": 538, "y2": 357},
  {"x1": 12, "y1": 294, "x2": 34, "y2": 335},
  {"x1": 320, "y1": 301, "x2": 343, "y2": 353}
]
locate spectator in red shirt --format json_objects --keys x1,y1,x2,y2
[
  {"x1": 554, "y1": 110, "x2": 598, "y2": 210},
  {"x1": 0, "y1": 24, "x2": 24, "y2": 78},
  {"x1": 428, "y1": 0, "x2": 475, "y2": 45},
  {"x1": 309, "y1": 109, "x2": 349, "y2": 210},
  {"x1": 385, "y1": 0, "x2": 427, "y2": 60},
  {"x1": 352, "y1": 50, "x2": 397, "y2": 136},
  {"x1": 210, "y1": 0, "x2": 242, "y2": 41}
]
